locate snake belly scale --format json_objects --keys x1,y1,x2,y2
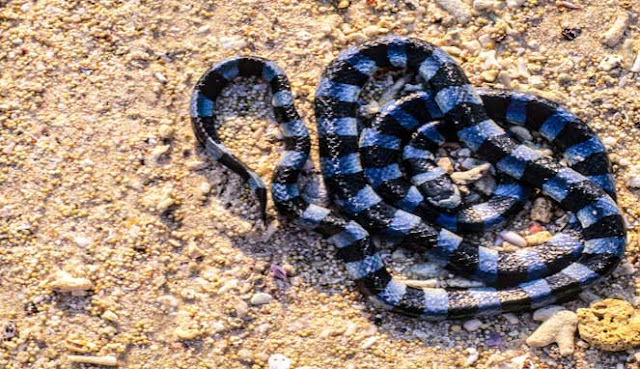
[{"x1": 190, "y1": 37, "x2": 626, "y2": 320}]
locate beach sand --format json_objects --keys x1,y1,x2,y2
[{"x1": 1, "y1": 0, "x2": 640, "y2": 368}]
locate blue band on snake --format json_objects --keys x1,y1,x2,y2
[{"x1": 190, "y1": 37, "x2": 626, "y2": 320}]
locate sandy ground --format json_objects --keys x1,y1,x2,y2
[{"x1": 2, "y1": 0, "x2": 640, "y2": 368}]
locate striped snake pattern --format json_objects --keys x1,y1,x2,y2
[{"x1": 190, "y1": 37, "x2": 626, "y2": 320}]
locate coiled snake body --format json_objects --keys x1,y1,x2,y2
[{"x1": 190, "y1": 37, "x2": 626, "y2": 320}]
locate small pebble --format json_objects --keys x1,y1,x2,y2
[
  {"x1": 465, "y1": 347, "x2": 479, "y2": 365},
  {"x1": 220, "y1": 35, "x2": 247, "y2": 50},
  {"x1": 151, "y1": 144, "x2": 171, "y2": 161},
  {"x1": 601, "y1": 12, "x2": 630, "y2": 47},
  {"x1": 627, "y1": 174, "x2": 640, "y2": 188},
  {"x1": 499, "y1": 231, "x2": 527, "y2": 248},
  {"x1": 154, "y1": 72, "x2": 167, "y2": 83},
  {"x1": 159, "y1": 124, "x2": 174, "y2": 139},
  {"x1": 525, "y1": 231, "x2": 553, "y2": 246},
  {"x1": 531, "y1": 197, "x2": 553, "y2": 223},
  {"x1": 268, "y1": 354, "x2": 291, "y2": 369},
  {"x1": 451, "y1": 163, "x2": 492, "y2": 185},
  {"x1": 509, "y1": 126, "x2": 533, "y2": 141},
  {"x1": 361, "y1": 336, "x2": 378, "y2": 349},
  {"x1": 533, "y1": 305, "x2": 566, "y2": 322},
  {"x1": 435, "y1": 0, "x2": 472, "y2": 24},
  {"x1": 250, "y1": 292, "x2": 274, "y2": 305},
  {"x1": 503, "y1": 313, "x2": 519, "y2": 324},
  {"x1": 337, "y1": 0, "x2": 350, "y2": 9},
  {"x1": 463, "y1": 319, "x2": 482, "y2": 331}
]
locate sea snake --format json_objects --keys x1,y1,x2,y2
[{"x1": 190, "y1": 37, "x2": 626, "y2": 320}]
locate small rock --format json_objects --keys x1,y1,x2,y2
[
  {"x1": 481, "y1": 69, "x2": 498, "y2": 82},
  {"x1": 579, "y1": 290, "x2": 601, "y2": 303},
  {"x1": 601, "y1": 12, "x2": 630, "y2": 47},
  {"x1": 627, "y1": 174, "x2": 640, "y2": 188},
  {"x1": 474, "y1": 175, "x2": 496, "y2": 196},
  {"x1": 175, "y1": 327, "x2": 201, "y2": 340},
  {"x1": 526, "y1": 310, "x2": 578, "y2": 356},
  {"x1": 499, "y1": 231, "x2": 527, "y2": 248},
  {"x1": 268, "y1": 354, "x2": 291, "y2": 369},
  {"x1": 361, "y1": 336, "x2": 378, "y2": 349},
  {"x1": 154, "y1": 72, "x2": 167, "y2": 84},
  {"x1": 186, "y1": 160, "x2": 209, "y2": 171},
  {"x1": 533, "y1": 305, "x2": 566, "y2": 322},
  {"x1": 463, "y1": 319, "x2": 482, "y2": 331},
  {"x1": 101, "y1": 310, "x2": 119, "y2": 323},
  {"x1": 407, "y1": 262, "x2": 446, "y2": 279},
  {"x1": 598, "y1": 55, "x2": 623, "y2": 72},
  {"x1": 617, "y1": 261, "x2": 636, "y2": 276},
  {"x1": 451, "y1": 163, "x2": 492, "y2": 185},
  {"x1": 531, "y1": 197, "x2": 553, "y2": 223},
  {"x1": 435, "y1": 0, "x2": 473, "y2": 24},
  {"x1": 151, "y1": 144, "x2": 171, "y2": 161},
  {"x1": 158, "y1": 124, "x2": 174, "y2": 139},
  {"x1": 337, "y1": 0, "x2": 350, "y2": 9},
  {"x1": 200, "y1": 181, "x2": 212, "y2": 196},
  {"x1": 404, "y1": 279, "x2": 438, "y2": 288},
  {"x1": 465, "y1": 347, "x2": 479, "y2": 365},
  {"x1": 157, "y1": 195, "x2": 174, "y2": 213},
  {"x1": 50, "y1": 271, "x2": 93, "y2": 295},
  {"x1": 473, "y1": 0, "x2": 497, "y2": 11},
  {"x1": 577, "y1": 299, "x2": 640, "y2": 351},
  {"x1": 506, "y1": 0, "x2": 525, "y2": 7},
  {"x1": 456, "y1": 148, "x2": 472, "y2": 157},
  {"x1": 509, "y1": 126, "x2": 533, "y2": 141},
  {"x1": 251, "y1": 292, "x2": 274, "y2": 305},
  {"x1": 437, "y1": 157, "x2": 455, "y2": 173},
  {"x1": 220, "y1": 36, "x2": 247, "y2": 50},
  {"x1": 525, "y1": 231, "x2": 553, "y2": 246},
  {"x1": 503, "y1": 313, "x2": 519, "y2": 324}
]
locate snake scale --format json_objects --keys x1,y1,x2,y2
[{"x1": 190, "y1": 37, "x2": 626, "y2": 320}]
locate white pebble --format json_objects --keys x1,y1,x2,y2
[
  {"x1": 465, "y1": 347, "x2": 479, "y2": 365},
  {"x1": 250, "y1": 292, "x2": 274, "y2": 305},
  {"x1": 598, "y1": 55, "x2": 623, "y2": 72},
  {"x1": 268, "y1": 354, "x2": 291, "y2": 369},
  {"x1": 154, "y1": 72, "x2": 167, "y2": 83},
  {"x1": 499, "y1": 231, "x2": 527, "y2": 248},
  {"x1": 506, "y1": 0, "x2": 525, "y2": 8},
  {"x1": 631, "y1": 50, "x2": 640, "y2": 72},
  {"x1": 533, "y1": 305, "x2": 566, "y2": 321},
  {"x1": 200, "y1": 181, "x2": 212, "y2": 195},
  {"x1": 361, "y1": 336, "x2": 378, "y2": 349},
  {"x1": 627, "y1": 174, "x2": 640, "y2": 188},
  {"x1": 435, "y1": 0, "x2": 473, "y2": 24},
  {"x1": 151, "y1": 144, "x2": 171, "y2": 161},
  {"x1": 74, "y1": 236, "x2": 92, "y2": 247},
  {"x1": 463, "y1": 318, "x2": 482, "y2": 331},
  {"x1": 158, "y1": 124, "x2": 174, "y2": 139},
  {"x1": 601, "y1": 12, "x2": 630, "y2": 47},
  {"x1": 602, "y1": 136, "x2": 617, "y2": 147},
  {"x1": 503, "y1": 313, "x2": 520, "y2": 324},
  {"x1": 220, "y1": 35, "x2": 248, "y2": 50}
]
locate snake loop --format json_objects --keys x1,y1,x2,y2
[{"x1": 190, "y1": 37, "x2": 626, "y2": 319}]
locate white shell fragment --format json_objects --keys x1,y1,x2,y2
[{"x1": 526, "y1": 310, "x2": 578, "y2": 356}]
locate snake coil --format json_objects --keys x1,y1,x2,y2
[{"x1": 190, "y1": 37, "x2": 626, "y2": 320}]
